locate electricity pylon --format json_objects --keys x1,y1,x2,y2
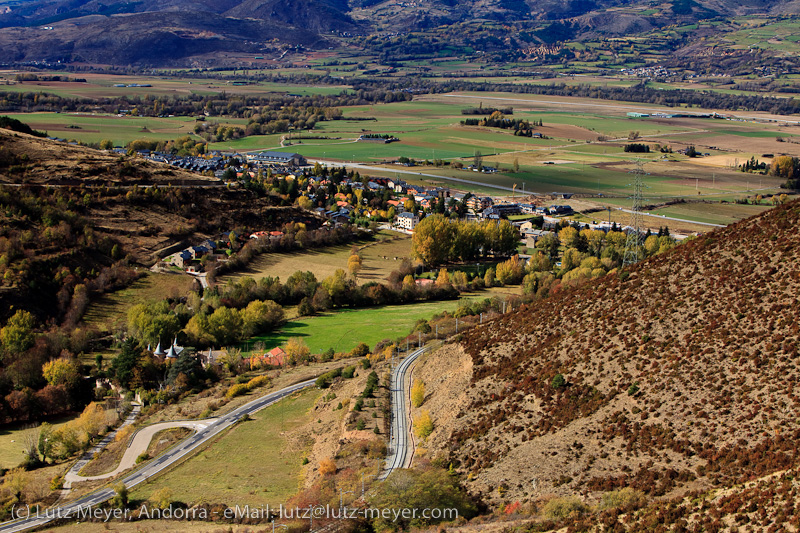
[{"x1": 623, "y1": 160, "x2": 646, "y2": 267}]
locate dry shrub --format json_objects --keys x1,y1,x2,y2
[{"x1": 542, "y1": 496, "x2": 588, "y2": 520}]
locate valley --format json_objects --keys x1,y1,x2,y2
[{"x1": 1, "y1": 1, "x2": 800, "y2": 530}]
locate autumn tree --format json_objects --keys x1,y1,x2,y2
[
  {"x1": 348, "y1": 253, "x2": 363, "y2": 280},
  {"x1": 1, "y1": 309, "x2": 36, "y2": 359},
  {"x1": 284, "y1": 337, "x2": 310, "y2": 365},
  {"x1": 414, "y1": 410, "x2": 434, "y2": 439},
  {"x1": 411, "y1": 379, "x2": 425, "y2": 408},
  {"x1": 42, "y1": 358, "x2": 80, "y2": 389},
  {"x1": 435, "y1": 268, "x2": 451, "y2": 290},
  {"x1": 319, "y1": 458, "x2": 337, "y2": 476}
]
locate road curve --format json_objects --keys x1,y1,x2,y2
[
  {"x1": 380, "y1": 347, "x2": 428, "y2": 480},
  {"x1": 0, "y1": 379, "x2": 315, "y2": 533}
]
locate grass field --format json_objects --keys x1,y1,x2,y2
[
  {"x1": 82, "y1": 272, "x2": 196, "y2": 332},
  {"x1": 130, "y1": 388, "x2": 320, "y2": 507},
  {"x1": 0, "y1": 416, "x2": 74, "y2": 469},
  {"x1": 243, "y1": 298, "x2": 475, "y2": 355},
  {"x1": 222, "y1": 232, "x2": 413, "y2": 286}
]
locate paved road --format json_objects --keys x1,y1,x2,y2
[
  {"x1": 0, "y1": 379, "x2": 315, "y2": 533},
  {"x1": 380, "y1": 347, "x2": 428, "y2": 480},
  {"x1": 617, "y1": 208, "x2": 726, "y2": 228},
  {"x1": 62, "y1": 403, "x2": 141, "y2": 490}
]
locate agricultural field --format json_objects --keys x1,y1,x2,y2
[
  {"x1": 221, "y1": 232, "x2": 413, "y2": 286},
  {"x1": 0, "y1": 71, "x2": 352, "y2": 99},
  {"x1": 3, "y1": 78, "x2": 793, "y2": 216},
  {"x1": 130, "y1": 388, "x2": 320, "y2": 507}
]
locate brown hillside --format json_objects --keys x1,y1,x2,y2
[
  {"x1": 0, "y1": 128, "x2": 219, "y2": 187},
  {"x1": 417, "y1": 199, "x2": 800, "y2": 507},
  {"x1": 0, "y1": 129, "x2": 316, "y2": 323}
]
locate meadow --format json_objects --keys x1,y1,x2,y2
[
  {"x1": 130, "y1": 388, "x2": 320, "y2": 507},
  {"x1": 243, "y1": 298, "x2": 475, "y2": 355},
  {"x1": 221, "y1": 231, "x2": 413, "y2": 287},
  {"x1": 82, "y1": 271, "x2": 196, "y2": 333}
]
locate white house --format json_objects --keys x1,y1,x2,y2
[{"x1": 396, "y1": 212, "x2": 420, "y2": 231}]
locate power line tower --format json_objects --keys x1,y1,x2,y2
[{"x1": 623, "y1": 160, "x2": 646, "y2": 267}]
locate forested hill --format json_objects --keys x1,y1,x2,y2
[{"x1": 415, "y1": 197, "x2": 800, "y2": 528}]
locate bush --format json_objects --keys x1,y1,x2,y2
[
  {"x1": 551, "y1": 373, "x2": 566, "y2": 389},
  {"x1": 225, "y1": 383, "x2": 249, "y2": 399},
  {"x1": 351, "y1": 342, "x2": 370, "y2": 358},
  {"x1": 342, "y1": 366, "x2": 356, "y2": 379},
  {"x1": 246, "y1": 375, "x2": 270, "y2": 390},
  {"x1": 319, "y1": 458, "x2": 336, "y2": 476},
  {"x1": 136, "y1": 453, "x2": 149, "y2": 464},
  {"x1": 356, "y1": 419, "x2": 366, "y2": 430},
  {"x1": 598, "y1": 487, "x2": 647, "y2": 511},
  {"x1": 542, "y1": 496, "x2": 588, "y2": 519}
]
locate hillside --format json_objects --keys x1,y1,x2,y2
[
  {"x1": 0, "y1": 129, "x2": 313, "y2": 324},
  {"x1": 1, "y1": 0, "x2": 798, "y2": 65},
  {"x1": 415, "y1": 198, "x2": 800, "y2": 519}
]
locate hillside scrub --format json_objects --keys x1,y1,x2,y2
[{"x1": 415, "y1": 198, "x2": 800, "y2": 511}]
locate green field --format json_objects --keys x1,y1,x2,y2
[
  {"x1": 131, "y1": 388, "x2": 320, "y2": 507},
  {"x1": 1, "y1": 112, "x2": 212, "y2": 146},
  {"x1": 244, "y1": 298, "x2": 474, "y2": 355}
]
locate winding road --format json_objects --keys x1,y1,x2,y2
[
  {"x1": 0, "y1": 379, "x2": 315, "y2": 533},
  {"x1": 380, "y1": 346, "x2": 428, "y2": 480}
]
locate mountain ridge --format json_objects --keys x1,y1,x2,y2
[{"x1": 0, "y1": 0, "x2": 797, "y2": 66}]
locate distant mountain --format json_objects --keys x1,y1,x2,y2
[
  {"x1": 0, "y1": 0, "x2": 796, "y2": 65},
  {"x1": 415, "y1": 198, "x2": 800, "y2": 512}
]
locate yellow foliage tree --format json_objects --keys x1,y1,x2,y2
[
  {"x1": 414, "y1": 410, "x2": 434, "y2": 440},
  {"x1": 319, "y1": 458, "x2": 337, "y2": 476},
  {"x1": 42, "y1": 358, "x2": 80, "y2": 388},
  {"x1": 411, "y1": 379, "x2": 425, "y2": 408}
]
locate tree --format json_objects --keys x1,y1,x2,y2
[
  {"x1": 412, "y1": 214, "x2": 455, "y2": 265},
  {"x1": 111, "y1": 483, "x2": 129, "y2": 508},
  {"x1": 473, "y1": 150, "x2": 483, "y2": 170},
  {"x1": 319, "y1": 458, "x2": 336, "y2": 476},
  {"x1": 414, "y1": 410, "x2": 434, "y2": 439},
  {"x1": 207, "y1": 306, "x2": 244, "y2": 346},
  {"x1": 348, "y1": 253, "x2": 363, "y2": 280},
  {"x1": 284, "y1": 337, "x2": 310, "y2": 365},
  {"x1": 241, "y1": 300, "x2": 284, "y2": 338},
  {"x1": 411, "y1": 379, "x2": 425, "y2": 408},
  {"x1": 99, "y1": 139, "x2": 114, "y2": 150},
  {"x1": 452, "y1": 271, "x2": 468, "y2": 291},
  {"x1": 537, "y1": 233, "x2": 560, "y2": 259},
  {"x1": 111, "y1": 339, "x2": 140, "y2": 388},
  {"x1": 513, "y1": 158, "x2": 519, "y2": 173},
  {"x1": 435, "y1": 268, "x2": 451, "y2": 290},
  {"x1": 42, "y1": 358, "x2": 80, "y2": 389},
  {"x1": 1, "y1": 310, "x2": 36, "y2": 358},
  {"x1": 551, "y1": 373, "x2": 566, "y2": 389},
  {"x1": 296, "y1": 195, "x2": 313, "y2": 210},
  {"x1": 483, "y1": 267, "x2": 495, "y2": 288},
  {"x1": 370, "y1": 468, "x2": 477, "y2": 532},
  {"x1": 148, "y1": 487, "x2": 173, "y2": 510}
]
